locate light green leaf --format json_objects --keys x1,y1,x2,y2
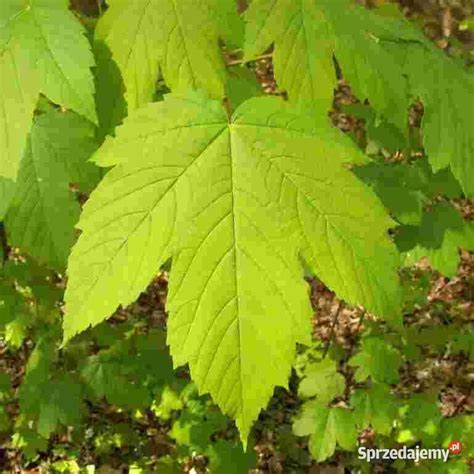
[
  {"x1": 244, "y1": 0, "x2": 335, "y2": 112},
  {"x1": 0, "y1": 40, "x2": 39, "y2": 180},
  {"x1": 293, "y1": 400, "x2": 319, "y2": 437},
  {"x1": 403, "y1": 45, "x2": 474, "y2": 197},
  {"x1": 2, "y1": 0, "x2": 97, "y2": 123},
  {"x1": 95, "y1": 0, "x2": 229, "y2": 110},
  {"x1": 4, "y1": 317, "x2": 27, "y2": 348},
  {"x1": 350, "y1": 383, "x2": 397, "y2": 435},
  {"x1": 318, "y1": 0, "x2": 416, "y2": 127},
  {"x1": 244, "y1": 0, "x2": 418, "y2": 122},
  {"x1": 39, "y1": 111, "x2": 100, "y2": 194},
  {"x1": 206, "y1": 0, "x2": 244, "y2": 48},
  {"x1": 294, "y1": 401, "x2": 357, "y2": 462},
  {"x1": 440, "y1": 415, "x2": 474, "y2": 459},
  {"x1": 64, "y1": 92, "x2": 401, "y2": 443},
  {"x1": 299, "y1": 358, "x2": 345, "y2": 403},
  {"x1": 349, "y1": 337, "x2": 402, "y2": 384},
  {"x1": 5, "y1": 111, "x2": 99, "y2": 270},
  {"x1": 152, "y1": 386, "x2": 183, "y2": 420}
]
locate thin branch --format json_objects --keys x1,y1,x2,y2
[
  {"x1": 0, "y1": 223, "x2": 9, "y2": 264},
  {"x1": 226, "y1": 53, "x2": 273, "y2": 67},
  {"x1": 355, "y1": 310, "x2": 367, "y2": 335},
  {"x1": 323, "y1": 300, "x2": 343, "y2": 359},
  {"x1": 347, "y1": 310, "x2": 367, "y2": 360}
]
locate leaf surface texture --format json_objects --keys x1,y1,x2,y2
[
  {"x1": 96, "y1": 0, "x2": 230, "y2": 109},
  {"x1": 64, "y1": 92, "x2": 401, "y2": 441},
  {"x1": 6, "y1": 111, "x2": 99, "y2": 269}
]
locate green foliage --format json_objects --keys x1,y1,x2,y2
[
  {"x1": 293, "y1": 401, "x2": 357, "y2": 462},
  {"x1": 64, "y1": 91, "x2": 403, "y2": 441},
  {"x1": 350, "y1": 383, "x2": 398, "y2": 436},
  {"x1": 0, "y1": 0, "x2": 96, "y2": 180},
  {"x1": 298, "y1": 358, "x2": 345, "y2": 403},
  {"x1": 0, "y1": 0, "x2": 472, "y2": 470},
  {"x1": 207, "y1": 439, "x2": 257, "y2": 474},
  {"x1": 399, "y1": 203, "x2": 474, "y2": 278},
  {"x1": 5, "y1": 110, "x2": 100, "y2": 270},
  {"x1": 95, "y1": 0, "x2": 232, "y2": 109},
  {"x1": 349, "y1": 336, "x2": 402, "y2": 384},
  {"x1": 0, "y1": 258, "x2": 254, "y2": 470}
]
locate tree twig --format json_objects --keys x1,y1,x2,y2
[
  {"x1": 355, "y1": 310, "x2": 367, "y2": 335},
  {"x1": 0, "y1": 222, "x2": 9, "y2": 264},
  {"x1": 226, "y1": 53, "x2": 273, "y2": 67},
  {"x1": 323, "y1": 300, "x2": 343, "y2": 358}
]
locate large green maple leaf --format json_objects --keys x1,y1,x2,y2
[
  {"x1": 244, "y1": 0, "x2": 418, "y2": 124},
  {"x1": 245, "y1": 1, "x2": 473, "y2": 196},
  {"x1": 0, "y1": 0, "x2": 96, "y2": 180},
  {"x1": 95, "y1": 0, "x2": 235, "y2": 110},
  {"x1": 64, "y1": 92, "x2": 401, "y2": 441},
  {"x1": 1, "y1": 0, "x2": 96, "y2": 122}
]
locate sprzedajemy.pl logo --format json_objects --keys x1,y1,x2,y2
[{"x1": 358, "y1": 441, "x2": 462, "y2": 463}]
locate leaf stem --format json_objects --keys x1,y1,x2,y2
[
  {"x1": 323, "y1": 300, "x2": 343, "y2": 359},
  {"x1": 226, "y1": 53, "x2": 273, "y2": 67}
]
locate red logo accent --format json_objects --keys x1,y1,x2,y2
[{"x1": 448, "y1": 441, "x2": 462, "y2": 455}]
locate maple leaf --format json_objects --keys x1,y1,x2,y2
[
  {"x1": 17, "y1": 334, "x2": 82, "y2": 437},
  {"x1": 64, "y1": 92, "x2": 401, "y2": 442},
  {"x1": 5, "y1": 111, "x2": 99, "y2": 270},
  {"x1": 206, "y1": 0, "x2": 245, "y2": 49},
  {"x1": 244, "y1": 0, "x2": 336, "y2": 113},
  {"x1": 0, "y1": 0, "x2": 96, "y2": 182},
  {"x1": 244, "y1": 0, "x2": 419, "y2": 124},
  {"x1": 342, "y1": 103, "x2": 408, "y2": 155},
  {"x1": 398, "y1": 394, "x2": 442, "y2": 446},
  {"x1": 293, "y1": 400, "x2": 357, "y2": 462},
  {"x1": 350, "y1": 383, "x2": 398, "y2": 435},
  {"x1": 354, "y1": 161, "x2": 427, "y2": 226},
  {"x1": 397, "y1": 202, "x2": 474, "y2": 278},
  {"x1": 245, "y1": 2, "x2": 473, "y2": 196},
  {"x1": 0, "y1": 41, "x2": 39, "y2": 180},
  {"x1": 402, "y1": 45, "x2": 474, "y2": 198},
  {"x1": 36, "y1": 376, "x2": 82, "y2": 438},
  {"x1": 82, "y1": 355, "x2": 151, "y2": 409},
  {"x1": 1, "y1": 0, "x2": 96, "y2": 123},
  {"x1": 19, "y1": 335, "x2": 81, "y2": 437},
  {"x1": 95, "y1": 0, "x2": 231, "y2": 110},
  {"x1": 298, "y1": 359, "x2": 345, "y2": 403},
  {"x1": 440, "y1": 415, "x2": 474, "y2": 459},
  {"x1": 349, "y1": 337, "x2": 402, "y2": 384}
]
